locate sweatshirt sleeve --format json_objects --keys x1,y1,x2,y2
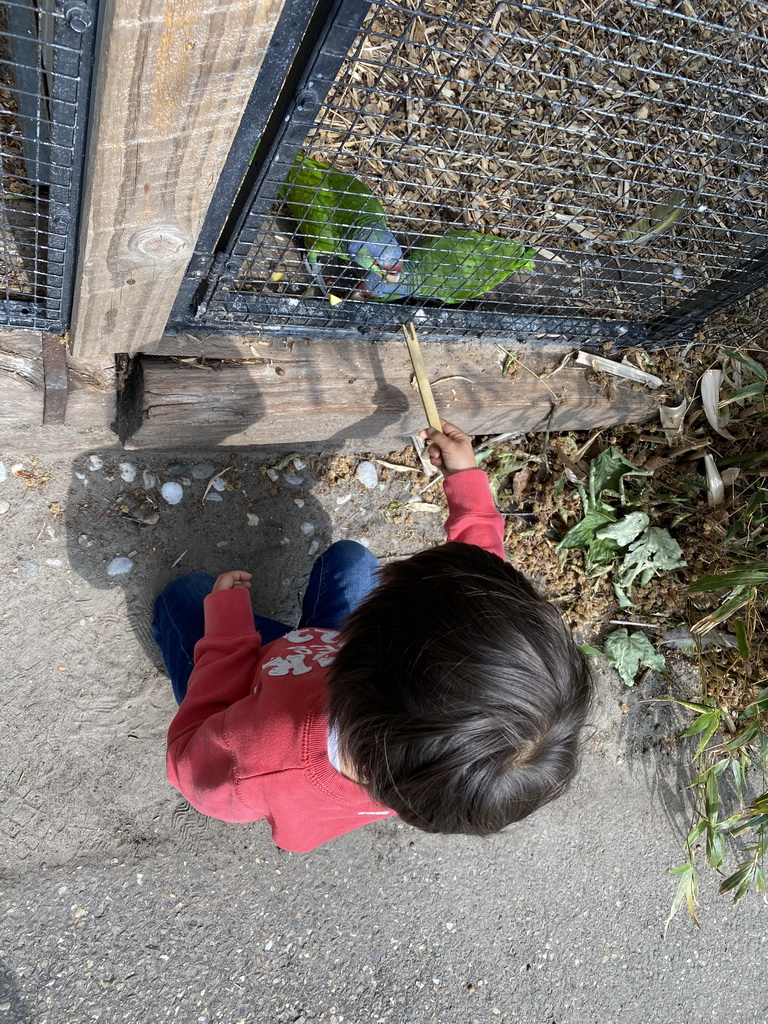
[
  {"x1": 443, "y1": 468, "x2": 506, "y2": 561},
  {"x1": 166, "y1": 589, "x2": 263, "y2": 820}
]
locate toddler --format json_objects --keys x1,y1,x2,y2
[{"x1": 154, "y1": 420, "x2": 591, "y2": 852}]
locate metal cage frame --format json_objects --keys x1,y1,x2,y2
[
  {"x1": 0, "y1": 0, "x2": 97, "y2": 332},
  {"x1": 166, "y1": 0, "x2": 768, "y2": 348}
]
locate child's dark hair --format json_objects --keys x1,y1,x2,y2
[{"x1": 327, "y1": 541, "x2": 592, "y2": 836}]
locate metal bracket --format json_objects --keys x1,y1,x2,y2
[{"x1": 42, "y1": 333, "x2": 68, "y2": 424}]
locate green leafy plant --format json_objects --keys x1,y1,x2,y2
[
  {"x1": 556, "y1": 447, "x2": 685, "y2": 603},
  {"x1": 602, "y1": 628, "x2": 667, "y2": 687},
  {"x1": 666, "y1": 685, "x2": 768, "y2": 929}
]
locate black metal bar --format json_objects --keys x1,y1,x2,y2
[
  {"x1": 0, "y1": 297, "x2": 46, "y2": 324},
  {"x1": 646, "y1": 248, "x2": 768, "y2": 342},
  {"x1": 186, "y1": 0, "x2": 374, "y2": 317},
  {"x1": 45, "y1": 0, "x2": 98, "y2": 328},
  {"x1": 5, "y1": 0, "x2": 49, "y2": 186},
  {"x1": 189, "y1": 291, "x2": 649, "y2": 347},
  {"x1": 169, "y1": 0, "x2": 324, "y2": 321}
]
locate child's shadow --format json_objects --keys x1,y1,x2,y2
[
  {"x1": 64, "y1": 447, "x2": 333, "y2": 672},
  {"x1": 59, "y1": 446, "x2": 336, "y2": 863}
]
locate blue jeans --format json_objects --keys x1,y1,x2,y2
[{"x1": 152, "y1": 540, "x2": 380, "y2": 704}]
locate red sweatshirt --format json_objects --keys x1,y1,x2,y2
[{"x1": 166, "y1": 468, "x2": 505, "y2": 852}]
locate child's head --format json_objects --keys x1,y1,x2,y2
[{"x1": 327, "y1": 542, "x2": 592, "y2": 836}]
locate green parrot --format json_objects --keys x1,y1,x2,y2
[
  {"x1": 358, "y1": 230, "x2": 535, "y2": 303},
  {"x1": 280, "y1": 154, "x2": 403, "y2": 280}
]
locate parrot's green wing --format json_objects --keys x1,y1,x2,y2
[
  {"x1": 407, "y1": 231, "x2": 535, "y2": 303},
  {"x1": 280, "y1": 155, "x2": 388, "y2": 263}
]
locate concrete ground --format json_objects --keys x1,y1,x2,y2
[{"x1": 1, "y1": 439, "x2": 766, "y2": 1024}]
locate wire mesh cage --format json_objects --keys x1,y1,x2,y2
[
  {"x1": 193, "y1": 0, "x2": 768, "y2": 344},
  {"x1": 0, "y1": 0, "x2": 95, "y2": 331}
]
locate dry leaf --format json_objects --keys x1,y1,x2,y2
[
  {"x1": 618, "y1": 190, "x2": 685, "y2": 246},
  {"x1": 512, "y1": 464, "x2": 535, "y2": 501},
  {"x1": 659, "y1": 398, "x2": 688, "y2": 433},
  {"x1": 405, "y1": 501, "x2": 442, "y2": 513},
  {"x1": 643, "y1": 455, "x2": 671, "y2": 473},
  {"x1": 373, "y1": 459, "x2": 419, "y2": 473},
  {"x1": 700, "y1": 369, "x2": 736, "y2": 440},
  {"x1": 703, "y1": 454, "x2": 724, "y2": 507},
  {"x1": 576, "y1": 351, "x2": 664, "y2": 389}
]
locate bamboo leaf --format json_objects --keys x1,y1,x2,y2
[
  {"x1": 733, "y1": 618, "x2": 750, "y2": 659},
  {"x1": 722, "y1": 348, "x2": 768, "y2": 381},
  {"x1": 689, "y1": 564, "x2": 768, "y2": 593},
  {"x1": 720, "y1": 382, "x2": 766, "y2": 405},
  {"x1": 724, "y1": 720, "x2": 759, "y2": 750},
  {"x1": 719, "y1": 860, "x2": 756, "y2": 902},
  {"x1": 674, "y1": 698, "x2": 718, "y2": 714},
  {"x1": 706, "y1": 826, "x2": 726, "y2": 869},
  {"x1": 665, "y1": 859, "x2": 699, "y2": 935},
  {"x1": 688, "y1": 819, "x2": 708, "y2": 844},
  {"x1": 691, "y1": 587, "x2": 758, "y2": 634},
  {"x1": 682, "y1": 710, "x2": 720, "y2": 739}
]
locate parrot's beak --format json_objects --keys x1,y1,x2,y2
[
  {"x1": 384, "y1": 262, "x2": 403, "y2": 284},
  {"x1": 375, "y1": 259, "x2": 403, "y2": 283}
]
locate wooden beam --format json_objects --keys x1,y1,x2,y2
[
  {"x1": 0, "y1": 331, "x2": 115, "y2": 428},
  {"x1": 118, "y1": 339, "x2": 661, "y2": 449},
  {"x1": 69, "y1": 0, "x2": 286, "y2": 359}
]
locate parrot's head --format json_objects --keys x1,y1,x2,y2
[
  {"x1": 357, "y1": 269, "x2": 409, "y2": 302},
  {"x1": 346, "y1": 228, "x2": 404, "y2": 280}
]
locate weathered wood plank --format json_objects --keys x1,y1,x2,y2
[
  {"x1": 68, "y1": 0, "x2": 286, "y2": 359},
  {"x1": 0, "y1": 331, "x2": 115, "y2": 428},
  {"x1": 120, "y1": 340, "x2": 661, "y2": 448}
]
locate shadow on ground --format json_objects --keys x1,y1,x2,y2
[
  {"x1": 616, "y1": 664, "x2": 698, "y2": 841},
  {"x1": 0, "y1": 963, "x2": 32, "y2": 1024},
  {"x1": 64, "y1": 448, "x2": 334, "y2": 667},
  {"x1": 56, "y1": 446, "x2": 335, "y2": 866}
]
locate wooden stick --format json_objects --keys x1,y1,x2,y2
[{"x1": 403, "y1": 323, "x2": 441, "y2": 431}]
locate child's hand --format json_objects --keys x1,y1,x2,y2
[
  {"x1": 418, "y1": 419, "x2": 476, "y2": 478},
  {"x1": 213, "y1": 571, "x2": 253, "y2": 592}
]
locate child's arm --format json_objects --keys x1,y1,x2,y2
[
  {"x1": 420, "y1": 419, "x2": 506, "y2": 560},
  {"x1": 166, "y1": 574, "x2": 263, "y2": 821}
]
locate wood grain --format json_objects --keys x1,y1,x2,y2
[
  {"x1": 118, "y1": 339, "x2": 661, "y2": 448},
  {"x1": 68, "y1": 0, "x2": 286, "y2": 358},
  {"x1": 0, "y1": 331, "x2": 115, "y2": 427}
]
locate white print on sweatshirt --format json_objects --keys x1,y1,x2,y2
[{"x1": 261, "y1": 629, "x2": 342, "y2": 678}]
